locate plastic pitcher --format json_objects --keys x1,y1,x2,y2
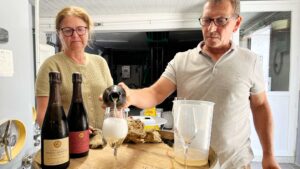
[{"x1": 172, "y1": 100, "x2": 214, "y2": 166}]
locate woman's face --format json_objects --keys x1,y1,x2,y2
[{"x1": 58, "y1": 16, "x2": 89, "y2": 52}]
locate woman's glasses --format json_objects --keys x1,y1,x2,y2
[{"x1": 60, "y1": 26, "x2": 87, "y2": 37}]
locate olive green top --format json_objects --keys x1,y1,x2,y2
[{"x1": 35, "y1": 52, "x2": 113, "y2": 128}]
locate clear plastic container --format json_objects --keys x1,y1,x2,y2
[{"x1": 172, "y1": 100, "x2": 214, "y2": 166}]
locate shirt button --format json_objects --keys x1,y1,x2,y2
[{"x1": 212, "y1": 68, "x2": 217, "y2": 74}]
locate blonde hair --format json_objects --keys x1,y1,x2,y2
[{"x1": 55, "y1": 6, "x2": 93, "y2": 34}]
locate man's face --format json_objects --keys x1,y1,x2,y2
[{"x1": 201, "y1": 1, "x2": 241, "y2": 49}]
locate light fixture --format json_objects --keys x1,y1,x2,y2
[{"x1": 271, "y1": 19, "x2": 289, "y2": 30}]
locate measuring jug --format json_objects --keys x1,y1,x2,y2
[{"x1": 172, "y1": 100, "x2": 214, "y2": 166}]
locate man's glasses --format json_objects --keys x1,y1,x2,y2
[
  {"x1": 198, "y1": 15, "x2": 238, "y2": 27},
  {"x1": 60, "y1": 26, "x2": 87, "y2": 37}
]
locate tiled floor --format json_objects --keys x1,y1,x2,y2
[{"x1": 251, "y1": 162, "x2": 300, "y2": 169}]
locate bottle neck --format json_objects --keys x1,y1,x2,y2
[
  {"x1": 109, "y1": 91, "x2": 120, "y2": 102},
  {"x1": 48, "y1": 82, "x2": 62, "y2": 105},
  {"x1": 72, "y1": 82, "x2": 83, "y2": 103},
  {"x1": 103, "y1": 85, "x2": 126, "y2": 108}
]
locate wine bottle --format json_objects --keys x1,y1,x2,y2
[
  {"x1": 67, "y1": 72, "x2": 89, "y2": 158},
  {"x1": 102, "y1": 85, "x2": 126, "y2": 108},
  {"x1": 41, "y1": 71, "x2": 70, "y2": 169}
]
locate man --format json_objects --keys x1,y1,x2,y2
[{"x1": 118, "y1": 0, "x2": 280, "y2": 168}]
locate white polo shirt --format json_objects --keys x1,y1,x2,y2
[{"x1": 162, "y1": 41, "x2": 265, "y2": 168}]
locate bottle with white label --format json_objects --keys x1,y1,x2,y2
[{"x1": 41, "y1": 71, "x2": 70, "y2": 169}]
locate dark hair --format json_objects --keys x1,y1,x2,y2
[{"x1": 206, "y1": 0, "x2": 240, "y2": 15}]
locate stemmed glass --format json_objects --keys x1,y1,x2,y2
[
  {"x1": 102, "y1": 107, "x2": 128, "y2": 169},
  {"x1": 173, "y1": 101, "x2": 199, "y2": 169}
]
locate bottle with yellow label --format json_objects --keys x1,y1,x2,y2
[{"x1": 144, "y1": 107, "x2": 160, "y2": 130}]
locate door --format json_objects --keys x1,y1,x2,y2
[{"x1": 239, "y1": 1, "x2": 300, "y2": 162}]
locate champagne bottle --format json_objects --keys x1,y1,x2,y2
[
  {"x1": 67, "y1": 72, "x2": 89, "y2": 158},
  {"x1": 41, "y1": 71, "x2": 70, "y2": 169},
  {"x1": 102, "y1": 85, "x2": 126, "y2": 108}
]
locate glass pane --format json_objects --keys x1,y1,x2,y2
[{"x1": 240, "y1": 12, "x2": 291, "y2": 91}]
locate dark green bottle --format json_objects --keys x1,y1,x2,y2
[{"x1": 41, "y1": 71, "x2": 70, "y2": 169}]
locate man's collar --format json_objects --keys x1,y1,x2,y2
[{"x1": 197, "y1": 41, "x2": 236, "y2": 55}]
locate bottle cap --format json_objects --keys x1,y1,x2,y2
[
  {"x1": 72, "y1": 72, "x2": 82, "y2": 83},
  {"x1": 49, "y1": 71, "x2": 61, "y2": 83}
]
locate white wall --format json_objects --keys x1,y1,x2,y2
[
  {"x1": 0, "y1": 0, "x2": 35, "y2": 168},
  {"x1": 296, "y1": 92, "x2": 300, "y2": 165},
  {"x1": 250, "y1": 26, "x2": 271, "y2": 91}
]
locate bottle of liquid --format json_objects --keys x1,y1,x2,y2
[
  {"x1": 41, "y1": 71, "x2": 69, "y2": 169},
  {"x1": 67, "y1": 72, "x2": 89, "y2": 158},
  {"x1": 102, "y1": 85, "x2": 126, "y2": 108}
]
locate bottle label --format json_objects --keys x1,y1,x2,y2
[
  {"x1": 144, "y1": 107, "x2": 159, "y2": 130},
  {"x1": 144, "y1": 107, "x2": 156, "y2": 117},
  {"x1": 69, "y1": 130, "x2": 89, "y2": 153},
  {"x1": 43, "y1": 137, "x2": 69, "y2": 165}
]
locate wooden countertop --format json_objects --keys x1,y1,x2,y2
[{"x1": 34, "y1": 143, "x2": 216, "y2": 169}]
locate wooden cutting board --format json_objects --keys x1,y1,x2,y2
[{"x1": 34, "y1": 143, "x2": 216, "y2": 169}]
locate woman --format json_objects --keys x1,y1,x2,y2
[{"x1": 35, "y1": 6, "x2": 113, "y2": 129}]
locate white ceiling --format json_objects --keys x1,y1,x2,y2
[
  {"x1": 38, "y1": 0, "x2": 276, "y2": 50},
  {"x1": 39, "y1": 0, "x2": 204, "y2": 18},
  {"x1": 39, "y1": 0, "x2": 273, "y2": 18},
  {"x1": 39, "y1": 0, "x2": 207, "y2": 49}
]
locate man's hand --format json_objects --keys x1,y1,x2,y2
[
  {"x1": 118, "y1": 82, "x2": 132, "y2": 108},
  {"x1": 262, "y1": 154, "x2": 281, "y2": 169},
  {"x1": 98, "y1": 82, "x2": 131, "y2": 109}
]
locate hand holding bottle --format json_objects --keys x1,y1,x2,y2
[{"x1": 101, "y1": 85, "x2": 127, "y2": 109}]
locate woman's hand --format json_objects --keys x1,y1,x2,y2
[{"x1": 98, "y1": 95, "x2": 107, "y2": 109}]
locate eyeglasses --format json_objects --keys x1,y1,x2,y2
[
  {"x1": 198, "y1": 15, "x2": 238, "y2": 27},
  {"x1": 60, "y1": 26, "x2": 88, "y2": 37}
]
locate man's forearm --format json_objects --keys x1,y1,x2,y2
[
  {"x1": 251, "y1": 101, "x2": 275, "y2": 156},
  {"x1": 121, "y1": 77, "x2": 176, "y2": 109}
]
